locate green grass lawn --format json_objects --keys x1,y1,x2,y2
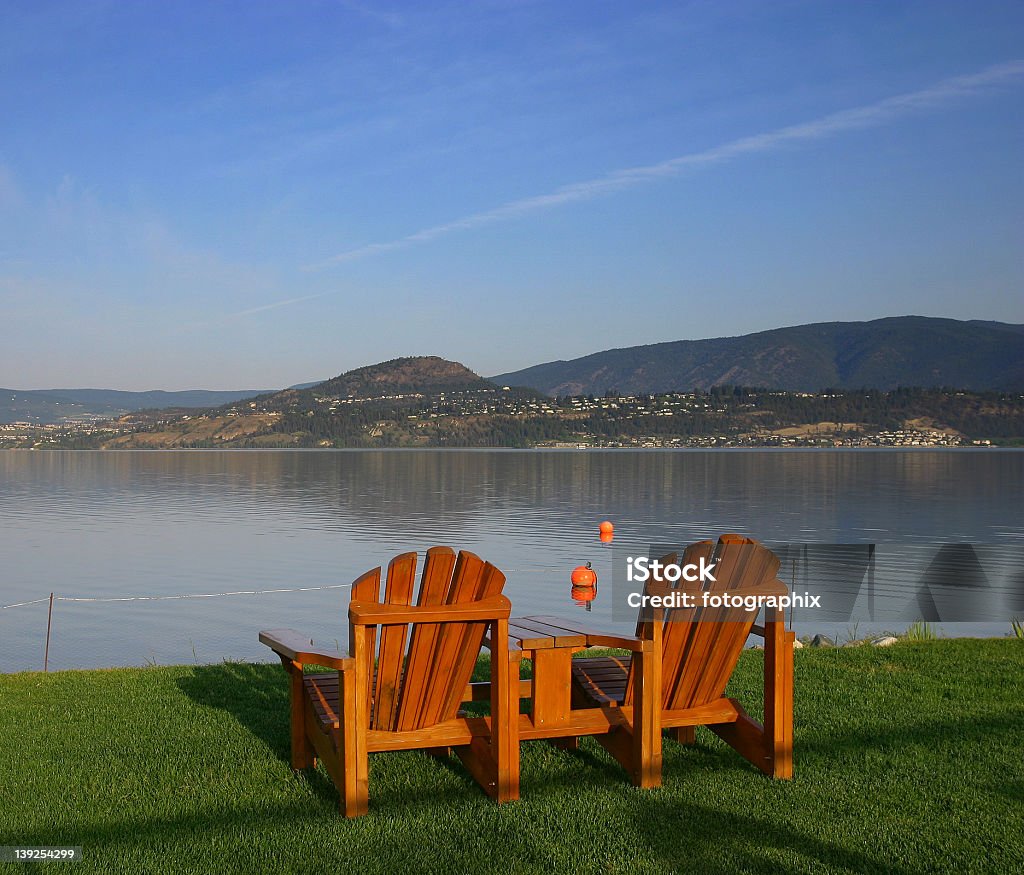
[{"x1": 2, "y1": 640, "x2": 1022, "y2": 874}]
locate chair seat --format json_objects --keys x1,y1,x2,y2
[
  {"x1": 304, "y1": 673, "x2": 342, "y2": 731},
  {"x1": 571, "y1": 656, "x2": 632, "y2": 706},
  {"x1": 303, "y1": 671, "x2": 465, "y2": 734}
]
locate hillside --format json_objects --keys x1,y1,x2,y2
[
  {"x1": 93, "y1": 356, "x2": 555, "y2": 448},
  {"x1": 0, "y1": 387, "x2": 276, "y2": 425},
  {"x1": 491, "y1": 317, "x2": 1024, "y2": 396},
  {"x1": 315, "y1": 356, "x2": 493, "y2": 398}
]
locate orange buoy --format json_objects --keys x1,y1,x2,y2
[
  {"x1": 599, "y1": 531, "x2": 614, "y2": 544},
  {"x1": 599, "y1": 520, "x2": 614, "y2": 535},
  {"x1": 571, "y1": 562, "x2": 597, "y2": 588},
  {"x1": 571, "y1": 584, "x2": 596, "y2": 603}
]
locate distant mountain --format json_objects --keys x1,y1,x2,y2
[
  {"x1": 98, "y1": 357, "x2": 547, "y2": 449},
  {"x1": 491, "y1": 317, "x2": 1024, "y2": 396},
  {"x1": 0, "y1": 388, "x2": 276, "y2": 425},
  {"x1": 315, "y1": 356, "x2": 494, "y2": 397},
  {"x1": 254, "y1": 356, "x2": 499, "y2": 412}
]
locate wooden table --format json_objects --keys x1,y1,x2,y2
[
  {"x1": 508, "y1": 615, "x2": 590, "y2": 739},
  {"x1": 476, "y1": 615, "x2": 643, "y2": 745}
]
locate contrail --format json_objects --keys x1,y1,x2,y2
[
  {"x1": 303, "y1": 60, "x2": 1024, "y2": 272},
  {"x1": 233, "y1": 292, "x2": 327, "y2": 317},
  {"x1": 237, "y1": 60, "x2": 1024, "y2": 313}
]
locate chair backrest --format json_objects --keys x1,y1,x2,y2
[
  {"x1": 349, "y1": 546, "x2": 506, "y2": 732},
  {"x1": 626, "y1": 535, "x2": 782, "y2": 710}
]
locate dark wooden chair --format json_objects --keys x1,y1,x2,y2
[
  {"x1": 260, "y1": 546, "x2": 521, "y2": 816},
  {"x1": 532, "y1": 535, "x2": 794, "y2": 787}
]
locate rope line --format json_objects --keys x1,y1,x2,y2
[
  {"x1": 1, "y1": 597, "x2": 50, "y2": 610},
  {"x1": 54, "y1": 583, "x2": 355, "y2": 603},
  {"x1": 0, "y1": 566, "x2": 569, "y2": 611}
]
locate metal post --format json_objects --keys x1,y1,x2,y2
[{"x1": 44, "y1": 592, "x2": 54, "y2": 672}]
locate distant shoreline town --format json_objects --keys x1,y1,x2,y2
[{"x1": 1, "y1": 384, "x2": 1017, "y2": 450}]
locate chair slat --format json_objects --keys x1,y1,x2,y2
[
  {"x1": 371, "y1": 552, "x2": 417, "y2": 731},
  {"x1": 395, "y1": 547, "x2": 457, "y2": 731},
  {"x1": 349, "y1": 567, "x2": 381, "y2": 722},
  {"x1": 654, "y1": 541, "x2": 714, "y2": 708},
  {"x1": 670, "y1": 538, "x2": 781, "y2": 709},
  {"x1": 671, "y1": 539, "x2": 747, "y2": 709},
  {"x1": 439, "y1": 558, "x2": 506, "y2": 720},
  {"x1": 416, "y1": 550, "x2": 485, "y2": 726}
]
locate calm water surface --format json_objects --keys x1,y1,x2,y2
[{"x1": 1, "y1": 449, "x2": 1021, "y2": 672}]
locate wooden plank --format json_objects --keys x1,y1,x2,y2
[
  {"x1": 395, "y1": 547, "x2": 457, "y2": 731},
  {"x1": 687, "y1": 540, "x2": 779, "y2": 708},
  {"x1": 764, "y1": 607, "x2": 794, "y2": 779},
  {"x1": 661, "y1": 698, "x2": 742, "y2": 726},
  {"x1": 438, "y1": 558, "x2": 507, "y2": 721},
  {"x1": 349, "y1": 594, "x2": 510, "y2": 625},
  {"x1": 365, "y1": 707, "x2": 631, "y2": 750},
  {"x1": 658, "y1": 541, "x2": 714, "y2": 708},
  {"x1": 418, "y1": 550, "x2": 485, "y2": 727},
  {"x1": 510, "y1": 617, "x2": 586, "y2": 648},
  {"x1": 348, "y1": 566, "x2": 381, "y2": 728},
  {"x1": 303, "y1": 694, "x2": 338, "y2": 780},
  {"x1": 670, "y1": 539, "x2": 741, "y2": 709},
  {"x1": 338, "y1": 656, "x2": 363, "y2": 816},
  {"x1": 522, "y1": 616, "x2": 649, "y2": 651},
  {"x1": 462, "y1": 679, "x2": 533, "y2": 703},
  {"x1": 508, "y1": 622, "x2": 556, "y2": 650},
  {"x1": 530, "y1": 647, "x2": 576, "y2": 728},
  {"x1": 349, "y1": 623, "x2": 371, "y2": 815},
  {"x1": 259, "y1": 629, "x2": 353, "y2": 670},
  {"x1": 708, "y1": 706, "x2": 773, "y2": 776},
  {"x1": 667, "y1": 538, "x2": 754, "y2": 710},
  {"x1": 491, "y1": 618, "x2": 519, "y2": 801},
  {"x1": 571, "y1": 657, "x2": 629, "y2": 706},
  {"x1": 372, "y1": 552, "x2": 417, "y2": 731},
  {"x1": 287, "y1": 660, "x2": 313, "y2": 770},
  {"x1": 632, "y1": 647, "x2": 662, "y2": 787},
  {"x1": 304, "y1": 675, "x2": 340, "y2": 728}
]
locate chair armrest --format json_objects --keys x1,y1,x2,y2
[
  {"x1": 349, "y1": 594, "x2": 511, "y2": 626},
  {"x1": 520, "y1": 616, "x2": 652, "y2": 652},
  {"x1": 259, "y1": 629, "x2": 354, "y2": 671}
]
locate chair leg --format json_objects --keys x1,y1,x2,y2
[
  {"x1": 425, "y1": 746, "x2": 451, "y2": 758},
  {"x1": 339, "y1": 667, "x2": 369, "y2": 817},
  {"x1": 492, "y1": 643, "x2": 521, "y2": 802},
  {"x1": 764, "y1": 614, "x2": 795, "y2": 780},
  {"x1": 631, "y1": 650, "x2": 662, "y2": 788},
  {"x1": 668, "y1": 726, "x2": 696, "y2": 745},
  {"x1": 287, "y1": 661, "x2": 315, "y2": 770}
]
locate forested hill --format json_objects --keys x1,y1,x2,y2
[
  {"x1": 491, "y1": 317, "x2": 1024, "y2": 396},
  {"x1": 0, "y1": 387, "x2": 274, "y2": 424}
]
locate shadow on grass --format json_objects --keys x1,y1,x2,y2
[
  {"x1": 629, "y1": 794, "x2": 919, "y2": 875},
  {"x1": 173, "y1": 662, "x2": 622, "y2": 815},
  {"x1": 793, "y1": 710, "x2": 1024, "y2": 759},
  {"x1": 176, "y1": 662, "x2": 290, "y2": 758}
]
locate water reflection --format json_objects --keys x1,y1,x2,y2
[{"x1": 1, "y1": 449, "x2": 1021, "y2": 671}]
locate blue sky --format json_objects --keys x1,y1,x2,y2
[{"x1": 1, "y1": 1, "x2": 1022, "y2": 390}]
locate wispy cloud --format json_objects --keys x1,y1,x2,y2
[
  {"x1": 299, "y1": 60, "x2": 1023, "y2": 275},
  {"x1": 232, "y1": 292, "x2": 329, "y2": 317}
]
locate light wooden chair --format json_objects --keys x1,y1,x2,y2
[
  {"x1": 534, "y1": 535, "x2": 795, "y2": 787},
  {"x1": 261, "y1": 546, "x2": 521, "y2": 816}
]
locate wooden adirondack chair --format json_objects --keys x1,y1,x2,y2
[
  {"x1": 260, "y1": 546, "x2": 521, "y2": 816},
  {"x1": 546, "y1": 535, "x2": 794, "y2": 787}
]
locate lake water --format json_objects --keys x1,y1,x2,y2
[{"x1": 1, "y1": 449, "x2": 1022, "y2": 673}]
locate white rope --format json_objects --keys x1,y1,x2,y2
[
  {"x1": 53, "y1": 583, "x2": 354, "y2": 603},
  {"x1": 0, "y1": 597, "x2": 50, "y2": 610},
  {"x1": 0, "y1": 567, "x2": 568, "y2": 611}
]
